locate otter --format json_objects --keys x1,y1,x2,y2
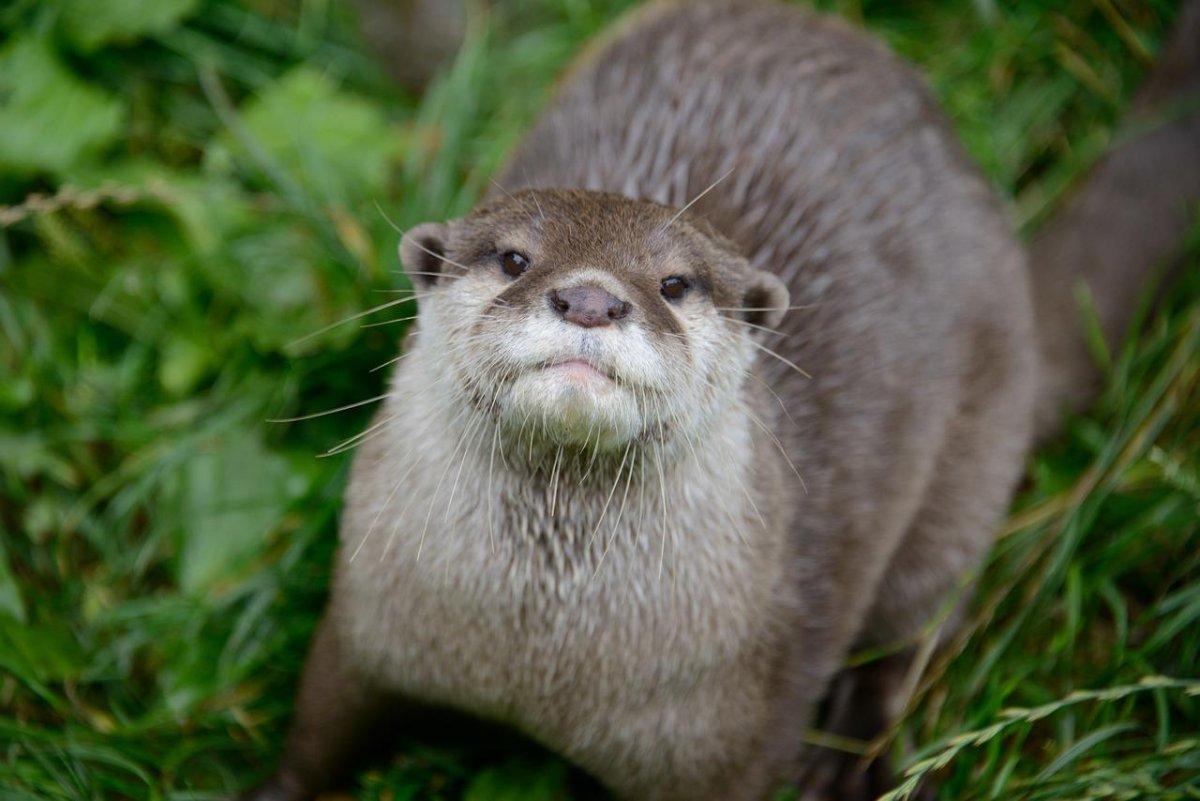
[{"x1": 244, "y1": 1, "x2": 1200, "y2": 799}]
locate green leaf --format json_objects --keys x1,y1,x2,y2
[
  {"x1": 71, "y1": 158, "x2": 253, "y2": 254},
  {"x1": 172, "y1": 432, "x2": 293, "y2": 595},
  {"x1": 0, "y1": 35, "x2": 124, "y2": 176},
  {"x1": 1032, "y1": 723, "x2": 1138, "y2": 783},
  {"x1": 0, "y1": 616, "x2": 87, "y2": 683},
  {"x1": 221, "y1": 68, "x2": 398, "y2": 203},
  {"x1": 222, "y1": 223, "x2": 327, "y2": 350},
  {"x1": 0, "y1": 541, "x2": 25, "y2": 623},
  {"x1": 463, "y1": 758, "x2": 570, "y2": 801},
  {"x1": 158, "y1": 336, "x2": 213, "y2": 397},
  {"x1": 57, "y1": 0, "x2": 199, "y2": 52}
]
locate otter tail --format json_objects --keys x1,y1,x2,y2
[{"x1": 1031, "y1": 0, "x2": 1200, "y2": 439}]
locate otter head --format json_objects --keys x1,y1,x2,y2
[{"x1": 400, "y1": 189, "x2": 788, "y2": 453}]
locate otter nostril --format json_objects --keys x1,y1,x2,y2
[
  {"x1": 550, "y1": 290, "x2": 571, "y2": 314},
  {"x1": 608, "y1": 301, "x2": 631, "y2": 320}
]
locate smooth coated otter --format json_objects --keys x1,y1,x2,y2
[{"x1": 245, "y1": 1, "x2": 1200, "y2": 799}]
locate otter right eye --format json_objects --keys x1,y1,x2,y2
[
  {"x1": 660, "y1": 275, "x2": 690, "y2": 301},
  {"x1": 500, "y1": 251, "x2": 530, "y2": 278}
]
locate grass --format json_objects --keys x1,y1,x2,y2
[{"x1": 0, "y1": 0, "x2": 1197, "y2": 798}]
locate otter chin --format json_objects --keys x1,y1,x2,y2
[{"x1": 501, "y1": 358, "x2": 643, "y2": 449}]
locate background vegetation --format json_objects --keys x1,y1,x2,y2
[{"x1": 0, "y1": 0, "x2": 1197, "y2": 798}]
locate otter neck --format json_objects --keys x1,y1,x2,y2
[{"x1": 387, "y1": 344, "x2": 778, "y2": 573}]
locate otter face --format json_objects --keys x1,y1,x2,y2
[{"x1": 400, "y1": 189, "x2": 787, "y2": 452}]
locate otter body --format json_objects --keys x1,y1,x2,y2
[
  {"x1": 247, "y1": 2, "x2": 1200, "y2": 799},
  {"x1": 340, "y1": 369, "x2": 793, "y2": 797},
  {"x1": 337, "y1": 187, "x2": 803, "y2": 799}
]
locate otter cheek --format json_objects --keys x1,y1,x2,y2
[{"x1": 501, "y1": 372, "x2": 641, "y2": 449}]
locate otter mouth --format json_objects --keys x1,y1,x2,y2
[{"x1": 538, "y1": 357, "x2": 616, "y2": 384}]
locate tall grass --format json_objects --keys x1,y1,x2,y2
[{"x1": 0, "y1": 0, "x2": 1196, "y2": 798}]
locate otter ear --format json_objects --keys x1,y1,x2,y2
[
  {"x1": 399, "y1": 221, "x2": 452, "y2": 289},
  {"x1": 742, "y1": 270, "x2": 789, "y2": 330}
]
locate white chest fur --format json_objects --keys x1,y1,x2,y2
[{"x1": 332, "y1": 390, "x2": 790, "y2": 763}]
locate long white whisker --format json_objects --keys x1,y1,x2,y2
[
  {"x1": 289, "y1": 297, "x2": 414, "y2": 347},
  {"x1": 405, "y1": 236, "x2": 477, "y2": 273},
  {"x1": 749, "y1": 338, "x2": 812, "y2": 379},
  {"x1": 658, "y1": 165, "x2": 736, "y2": 233},
  {"x1": 267, "y1": 392, "x2": 388, "y2": 423}
]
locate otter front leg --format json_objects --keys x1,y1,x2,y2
[
  {"x1": 592, "y1": 646, "x2": 821, "y2": 801},
  {"x1": 240, "y1": 614, "x2": 393, "y2": 801},
  {"x1": 617, "y1": 709, "x2": 817, "y2": 801},
  {"x1": 800, "y1": 651, "x2": 918, "y2": 801}
]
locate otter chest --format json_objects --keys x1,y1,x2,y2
[{"x1": 337, "y1": 505, "x2": 788, "y2": 737}]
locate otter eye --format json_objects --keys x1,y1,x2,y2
[
  {"x1": 660, "y1": 276, "x2": 690, "y2": 301},
  {"x1": 499, "y1": 250, "x2": 530, "y2": 278}
]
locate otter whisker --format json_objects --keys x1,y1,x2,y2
[
  {"x1": 748, "y1": 339, "x2": 812, "y2": 379},
  {"x1": 592, "y1": 443, "x2": 640, "y2": 579},
  {"x1": 715, "y1": 303, "x2": 816, "y2": 313},
  {"x1": 585, "y1": 441, "x2": 632, "y2": 552},
  {"x1": 404, "y1": 236, "x2": 478, "y2": 274},
  {"x1": 744, "y1": 405, "x2": 807, "y2": 494},
  {"x1": 549, "y1": 444, "x2": 564, "y2": 519},
  {"x1": 443, "y1": 408, "x2": 490, "y2": 527},
  {"x1": 289, "y1": 296, "x2": 417, "y2": 347},
  {"x1": 361, "y1": 314, "x2": 422, "y2": 329},
  {"x1": 372, "y1": 198, "x2": 403, "y2": 235},
  {"x1": 657, "y1": 165, "x2": 736, "y2": 235},
  {"x1": 490, "y1": 178, "x2": 544, "y2": 228},
  {"x1": 522, "y1": 171, "x2": 547, "y2": 222},
  {"x1": 268, "y1": 392, "x2": 389, "y2": 423},
  {"x1": 744, "y1": 368, "x2": 802, "y2": 433},
  {"x1": 727, "y1": 317, "x2": 792, "y2": 339},
  {"x1": 379, "y1": 401, "x2": 475, "y2": 561},
  {"x1": 396, "y1": 270, "x2": 465, "y2": 282},
  {"x1": 372, "y1": 289, "x2": 445, "y2": 299},
  {"x1": 370, "y1": 350, "x2": 417, "y2": 373},
  {"x1": 350, "y1": 438, "x2": 427, "y2": 563},
  {"x1": 652, "y1": 438, "x2": 670, "y2": 578},
  {"x1": 413, "y1": 403, "x2": 485, "y2": 562},
  {"x1": 487, "y1": 412, "x2": 502, "y2": 555},
  {"x1": 322, "y1": 412, "x2": 398, "y2": 458}
]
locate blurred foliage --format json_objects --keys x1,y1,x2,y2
[{"x1": 0, "y1": 0, "x2": 1196, "y2": 799}]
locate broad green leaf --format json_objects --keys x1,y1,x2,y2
[
  {"x1": 0, "y1": 36, "x2": 124, "y2": 176},
  {"x1": 172, "y1": 432, "x2": 293, "y2": 595},
  {"x1": 222, "y1": 68, "x2": 398, "y2": 203},
  {"x1": 57, "y1": 0, "x2": 199, "y2": 52}
]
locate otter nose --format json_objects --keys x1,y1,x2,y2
[{"x1": 549, "y1": 285, "x2": 631, "y2": 328}]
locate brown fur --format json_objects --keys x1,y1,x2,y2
[
  {"x1": 353, "y1": 0, "x2": 472, "y2": 94},
  {"x1": 1031, "y1": 0, "x2": 1200, "y2": 436},
  {"x1": 243, "y1": 2, "x2": 1199, "y2": 800}
]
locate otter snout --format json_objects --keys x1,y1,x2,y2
[{"x1": 549, "y1": 285, "x2": 631, "y2": 328}]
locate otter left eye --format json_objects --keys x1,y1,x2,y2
[
  {"x1": 500, "y1": 250, "x2": 530, "y2": 278},
  {"x1": 660, "y1": 276, "x2": 690, "y2": 301}
]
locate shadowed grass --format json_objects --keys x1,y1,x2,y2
[{"x1": 0, "y1": 0, "x2": 1196, "y2": 799}]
